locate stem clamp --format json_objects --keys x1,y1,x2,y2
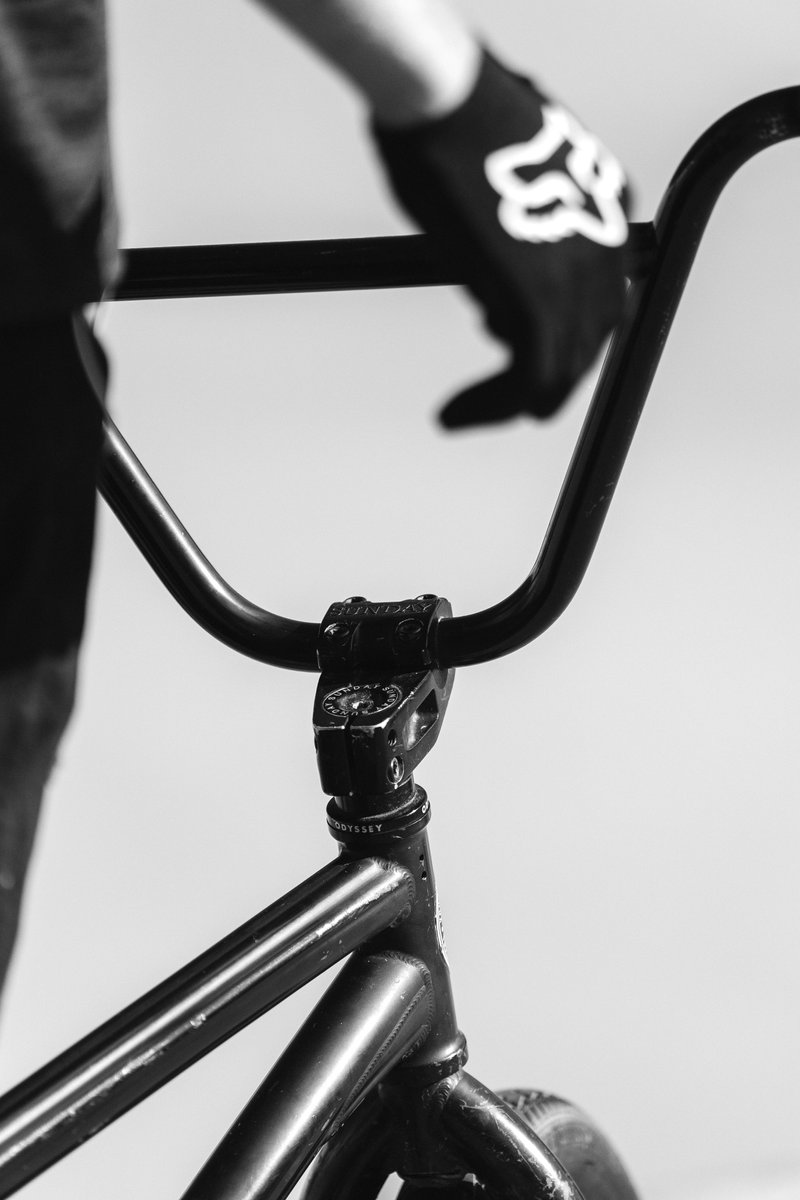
[{"x1": 314, "y1": 596, "x2": 455, "y2": 802}]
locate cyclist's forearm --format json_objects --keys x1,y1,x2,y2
[{"x1": 251, "y1": 0, "x2": 481, "y2": 126}]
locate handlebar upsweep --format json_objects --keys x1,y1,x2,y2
[{"x1": 101, "y1": 87, "x2": 800, "y2": 672}]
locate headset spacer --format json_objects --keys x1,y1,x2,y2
[{"x1": 326, "y1": 786, "x2": 431, "y2": 846}]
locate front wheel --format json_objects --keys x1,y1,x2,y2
[{"x1": 399, "y1": 1087, "x2": 640, "y2": 1200}]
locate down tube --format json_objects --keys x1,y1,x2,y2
[
  {"x1": 0, "y1": 856, "x2": 413, "y2": 1198},
  {"x1": 181, "y1": 951, "x2": 433, "y2": 1200}
]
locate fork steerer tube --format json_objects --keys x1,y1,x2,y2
[{"x1": 0, "y1": 858, "x2": 412, "y2": 1198}]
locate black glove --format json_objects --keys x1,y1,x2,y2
[{"x1": 372, "y1": 50, "x2": 632, "y2": 428}]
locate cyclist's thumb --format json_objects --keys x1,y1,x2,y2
[{"x1": 437, "y1": 367, "x2": 568, "y2": 429}]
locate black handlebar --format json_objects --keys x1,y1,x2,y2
[
  {"x1": 100, "y1": 87, "x2": 800, "y2": 673},
  {"x1": 114, "y1": 225, "x2": 657, "y2": 303}
]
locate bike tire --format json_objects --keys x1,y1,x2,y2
[{"x1": 398, "y1": 1087, "x2": 640, "y2": 1200}]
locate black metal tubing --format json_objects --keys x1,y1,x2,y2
[
  {"x1": 0, "y1": 857, "x2": 413, "y2": 1197},
  {"x1": 441, "y1": 1072, "x2": 585, "y2": 1200},
  {"x1": 301, "y1": 1088, "x2": 394, "y2": 1200},
  {"x1": 116, "y1": 228, "x2": 656, "y2": 302},
  {"x1": 301, "y1": 1066, "x2": 592, "y2": 1200},
  {"x1": 100, "y1": 415, "x2": 319, "y2": 669},
  {"x1": 302, "y1": 1067, "x2": 589, "y2": 1200},
  {"x1": 181, "y1": 951, "x2": 433, "y2": 1200},
  {"x1": 100, "y1": 87, "x2": 799, "y2": 673}
]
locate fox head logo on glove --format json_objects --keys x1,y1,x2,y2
[
  {"x1": 484, "y1": 104, "x2": 629, "y2": 247},
  {"x1": 373, "y1": 49, "x2": 632, "y2": 425}
]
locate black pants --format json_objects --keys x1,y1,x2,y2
[{"x1": 0, "y1": 314, "x2": 103, "y2": 996}]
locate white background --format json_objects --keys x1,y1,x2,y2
[{"x1": 2, "y1": 1, "x2": 800, "y2": 1197}]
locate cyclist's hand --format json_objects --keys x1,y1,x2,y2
[{"x1": 372, "y1": 50, "x2": 632, "y2": 428}]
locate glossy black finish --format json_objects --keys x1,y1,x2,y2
[
  {"x1": 181, "y1": 952, "x2": 433, "y2": 1200},
  {"x1": 304, "y1": 1068, "x2": 589, "y2": 1199},
  {"x1": 302, "y1": 1089, "x2": 395, "y2": 1200},
  {"x1": 317, "y1": 596, "x2": 452, "y2": 678},
  {"x1": 314, "y1": 664, "x2": 455, "y2": 799},
  {"x1": 99, "y1": 415, "x2": 319, "y2": 670},
  {"x1": 327, "y1": 760, "x2": 466, "y2": 1080},
  {"x1": 115, "y1": 229, "x2": 655, "y2": 301},
  {"x1": 352, "y1": 824, "x2": 466, "y2": 1083},
  {"x1": 0, "y1": 858, "x2": 412, "y2": 1197},
  {"x1": 441, "y1": 1072, "x2": 585, "y2": 1199},
  {"x1": 304, "y1": 796, "x2": 574, "y2": 1199},
  {"x1": 100, "y1": 89, "x2": 799, "y2": 674}
]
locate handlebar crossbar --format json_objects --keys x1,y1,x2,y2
[
  {"x1": 114, "y1": 227, "x2": 657, "y2": 303},
  {"x1": 100, "y1": 87, "x2": 800, "y2": 672}
]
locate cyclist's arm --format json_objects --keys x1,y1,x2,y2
[
  {"x1": 251, "y1": 0, "x2": 632, "y2": 429},
  {"x1": 251, "y1": 0, "x2": 481, "y2": 125}
]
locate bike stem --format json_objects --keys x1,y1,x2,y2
[{"x1": 313, "y1": 592, "x2": 465, "y2": 1082}]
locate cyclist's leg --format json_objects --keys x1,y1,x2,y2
[
  {"x1": 0, "y1": 649, "x2": 78, "y2": 997},
  {"x1": 0, "y1": 315, "x2": 103, "y2": 997}
]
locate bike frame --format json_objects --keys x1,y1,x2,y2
[{"x1": 0, "y1": 88, "x2": 796, "y2": 1200}]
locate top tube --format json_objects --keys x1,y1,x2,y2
[{"x1": 101, "y1": 87, "x2": 800, "y2": 673}]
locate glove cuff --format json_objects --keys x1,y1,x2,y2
[{"x1": 372, "y1": 47, "x2": 547, "y2": 153}]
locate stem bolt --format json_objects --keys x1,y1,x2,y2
[
  {"x1": 396, "y1": 618, "x2": 424, "y2": 642},
  {"x1": 387, "y1": 757, "x2": 404, "y2": 784},
  {"x1": 323, "y1": 623, "x2": 351, "y2": 642}
]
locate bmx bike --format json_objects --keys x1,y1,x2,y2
[{"x1": 0, "y1": 86, "x2": 797, "y2": 1200}]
